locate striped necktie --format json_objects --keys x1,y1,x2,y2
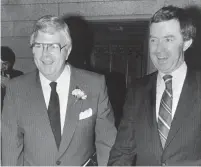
[{"x1": 158, "y1": 75, "x2": 173, "y2": 148}]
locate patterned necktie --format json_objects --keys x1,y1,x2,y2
[
  {"x1": 48, "y1": 82, "x2": 61, "y2": 149},
  {"x1": 158, "y1": 75, "x2": 173, "y2": 148}
]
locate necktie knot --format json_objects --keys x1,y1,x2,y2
[
  {"x1": 50, "y1": 82, "x2": 57, "y2": 91},
  {"x1": 163, "y1": 75, "x2": 172, "y2": 90}
]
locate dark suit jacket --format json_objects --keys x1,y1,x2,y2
[
  {"x1": 1, "y1": 65, "x2": 117, "y2": 166},
  {"x1": 108, "y1": 69, "x2": 201, "y2": 166}
]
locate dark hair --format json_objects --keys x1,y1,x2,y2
[
  {"x1": 150, "y1": 5, "x2": 196, "y2": 41},
  {"x1": 1, "y1": 46, "x2": 15, "y2": 67}
]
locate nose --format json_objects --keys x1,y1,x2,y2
[
  {"x1": 41, "y1": 48, "x2": 51, "y2": 61},
  {"x1": 42, "y1": 44, "x2": 49, "y2": 52},
  {"x1": 155, "y1": 41, "x2": 164, "y2": 53},
  {"x1": 41, "y1": 45, "x2": 50, "y2": 55}
]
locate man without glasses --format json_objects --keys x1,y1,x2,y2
[{"x1": 108, "y1": 5, "x2": 201, "y2": 166}]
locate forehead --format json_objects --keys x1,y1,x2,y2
[
  {"x1": 34, "y1": 30, "x2": 64, "y2": 43},
  {"x1": 150, "y1": 19, "x2": 182, "y2": 38}
]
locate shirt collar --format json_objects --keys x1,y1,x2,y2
[
  {"x1": 158, "y1": 62, "x2": 187, "y2": 81},
  {"x1": 39, "y1": 65, "x2": 70, "y2": 87},
  {"x1": 56, "y1": 65, "x2": 70, "y2": 88}
]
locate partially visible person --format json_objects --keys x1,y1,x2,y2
[
  {"x1": 108, "y1": 5, "x2": 201, "y2": 166},
  {"x1": 1, "y1": 46, "x2": 24, "y2": 79},
  {"x1": 1, "y1": 46, "x2": 24, "y2": 110},
  {"x1": 1, "y1": 15, "x2": 117, "y2": 166}
]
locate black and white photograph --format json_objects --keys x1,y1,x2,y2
[{"x1": 1, "y1": 0, "x2": 201, "y2": 166}]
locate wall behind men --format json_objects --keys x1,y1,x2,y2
[{"x1": 1, "y1": 0, "x2": 201, "y2": 74}]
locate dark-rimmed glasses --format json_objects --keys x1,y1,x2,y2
[{"x1": 31, "y1": 43, "x2": 67, "y2": 53}]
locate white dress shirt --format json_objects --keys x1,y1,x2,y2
[
  {"x1": 156, "y1": 62, "x2": 187, "y2": 121},
  {"x1": 40, "y1": 65, "x2": 71, "y2": 135}
]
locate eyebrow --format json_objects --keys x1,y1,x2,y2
[
  {"x1": 149, "y1": 35, "x2": 157, "y2": 38},
  {"x1": 163, "y1": 35, "x2": 175, "y2": 38},
  {"x1": 149, "y1": 35, "x2": 175, "y2": 39}
]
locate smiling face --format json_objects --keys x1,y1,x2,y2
[
  {"x1": 32, "y1": 31, "x2": 71, "y2": 81},
  {"x1": 149, "y1": 19, "x2": 191, "y2": 74}
]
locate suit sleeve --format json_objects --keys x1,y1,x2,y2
[
  {"x1": 95, "y1": 75, "x2": 117, "y2": 166},
  {"x1": 1, "y1": 83, "x2": 24, "y2": 166},
  {"x1": 108, "y1": 88, "x2": 137, "y2": 166}
]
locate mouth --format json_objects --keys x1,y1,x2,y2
[
  {"x1": 157, "y1": 57, "x2": 168, "y2": 64},
  {"x1": 41, "y1": 59, "x2": 54, "y2": 65}
]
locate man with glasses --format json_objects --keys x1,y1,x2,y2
[{"x1": 1, "y1": 15, "x2": 117, "y2": 166}]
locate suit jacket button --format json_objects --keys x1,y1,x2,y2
[{"x1": 56, "y1": 160, "x2": 61, "y2": 165}]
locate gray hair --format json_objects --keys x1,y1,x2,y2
[{"x1": 30, "y1": 15, "x2": 72, "y2": 46}]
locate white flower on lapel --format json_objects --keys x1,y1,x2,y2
[{"x1": 72, "y1": 87, "x2": 87, "y2": 100}]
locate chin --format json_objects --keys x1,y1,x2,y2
[
  {"x1": 42, "y1": 67, "x2": 54, "y2": 72},
  {"x1": 161, "y1": 69, "x2": 172, "y2": 74},
  {"x1": 41, "y1": 69, "x2": 54, "y2": 76}
]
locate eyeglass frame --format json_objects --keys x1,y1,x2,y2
[{"x1": 31, "y1": 42, "x2": 67, "y2": 52}]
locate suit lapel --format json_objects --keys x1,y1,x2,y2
[
  {"x1": 33, "y1": 71, "x2": 59, "y2": 149},
  {"x1": 139, "y1": 72, "x2": 164, "y2": 155},
  {"x1": 57, "y1": 65, "x2": 84, "y2": 158},
  {"x1": 147, "y1": 72, "x2": 164, "y2": 150},
  {"x1": 147, "y1": 72, "x2": 157, "y2": 129},
  {"x1": 20, "y1": 71, "x2": 58, "y2": 153},
  {"x1": 164, "y1": 69, "x2": 198, "y2": 149},
  {"x1": 33, "y1": 70, "x2": 51, "y2": 125}
]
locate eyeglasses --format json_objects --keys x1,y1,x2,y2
[{"x1": 31, "y1": 43, "x2": 67, "y2": 53}]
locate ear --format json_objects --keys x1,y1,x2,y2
[
  {"x1": 183, "y1": 39, "x2": 193, "y2": 51},
  {"x1": 65, "y1": 45, "x2": 72, "y2": 60},
  {"x1": 32, "y1": 48, "x2": 35, "y2": 55}
]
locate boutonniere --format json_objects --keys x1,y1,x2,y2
[{"x1": 72, "y1": 86, "x2": 87, "y2": 101}]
